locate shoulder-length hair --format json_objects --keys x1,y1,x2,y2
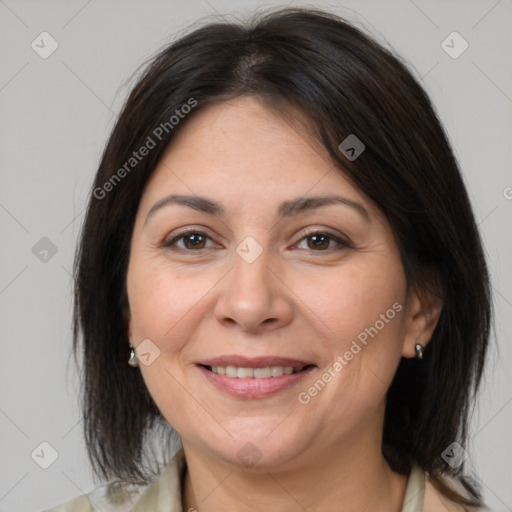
[{"x1": 73, "y1": 7, "x2": 491, "y2": 508}]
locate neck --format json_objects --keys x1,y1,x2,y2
[{"x1": 181, "y1": 411, "x2": 408, "y2": 511}]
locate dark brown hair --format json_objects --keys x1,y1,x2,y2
[{"x1": 73, "y1": 7, "x2": 491, "y2": 508}]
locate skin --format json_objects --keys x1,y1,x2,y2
[{"x1": 126, "y1": 96, "x2": 442, "y2": 512}]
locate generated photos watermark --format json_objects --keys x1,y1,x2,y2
[
  {"x1": 93, "y1": 97, "x2": 198, "y2": 200},
  {"x1": 298, "y1": 301, "x2": 403, "y2": 405}
]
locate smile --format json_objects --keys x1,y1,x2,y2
[
  {"x1": 197, "y1": 356, "x2": 316, "y2": 399},
  {"x1": 205, "y1": 365, "x2": 308, "y2": 378}
]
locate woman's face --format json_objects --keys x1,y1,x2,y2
[{"x1": 126, "y1": 96, "x2": 417, "y2": 470}]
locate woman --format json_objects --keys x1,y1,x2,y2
[{"x1": 43, "y1": 7, "x2": 491, "y2": 511}]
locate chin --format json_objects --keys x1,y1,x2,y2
[{"x1": 186, "y1": 418, "x2": 318, "y2": 471}]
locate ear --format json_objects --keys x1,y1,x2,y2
[{"x1": 402, "y1": 277, "x2": 443, "y2": 359}]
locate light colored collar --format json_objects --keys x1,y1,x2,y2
[
  {"x1": 129, "y1": 449, "x2": 186, "y2": 512},
  {"x1": 401, "y1": 464, "x2": 425, "y2": 512},
  {"x1": 118, "y1": 450, "x2": 425, "y2": 512}
]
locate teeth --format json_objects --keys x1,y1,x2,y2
[
  {"x1": 226, "y1": 365, "x2": 238, "y2": 378},
  {"x1": 237, "y1": 367, "x2": 254, "y2": 378},
  {"x1": 254, "y1": 367, "x2": 271, "y2": 378},
  {"x1": 208, "y1": 365, "x2": 300, "y2": 378},
  {"x1": 270, "y1": 366, "x2": 284, "y2": 377}
]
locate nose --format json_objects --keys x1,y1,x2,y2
[{"x1": 214, "y1": 250, "x2": 294, "y2": 333}]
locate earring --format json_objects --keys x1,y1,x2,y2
[
  {"x1": 128, "y1": 345, "x2": 139, "y2": 367},
  {"x1": 414, "y1": 343, "x2": 424, "y2": 360}
]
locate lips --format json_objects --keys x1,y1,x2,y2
[
  {"x1": 197, "y1": 355, "x2": 316, "y2": 399},
  {"x1": 199, "y1": 356, "x2": 313, "y2": 378}
]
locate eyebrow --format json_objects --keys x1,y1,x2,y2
[{"x1": 144, "y1": 193, "x2": 370, "y2": 226}]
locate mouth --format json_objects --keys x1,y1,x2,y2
[
  {"x1": 201, "y1": 364, "x2": 313, "y2": 378},
  {"x1": 197, "y1": 356, "x2": 316, "y2": 399}
]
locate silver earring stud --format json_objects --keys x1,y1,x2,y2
[
  {"x1": 128, "y1": 345, "x2": 139, "y2": 367},
  {"x1": 414, "y1": 343, "x2": 424, "y2": 360}
]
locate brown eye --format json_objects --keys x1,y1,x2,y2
[
  {"x1": 164, "y1": 231, "x2": 213, "y2": 251},
  {"x1": 182, "y1": 233, "x2": 207, "y2": 249},
  {"x1": 306, "y1": 234, "x2": 330, "y2": 250},
  {"x1": 296, "y1": 231, "x2": 351, "y2": 252}
]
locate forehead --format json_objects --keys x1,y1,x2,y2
[{"x1": 138, "y1": 96, "x2": 374, "y2": 218}]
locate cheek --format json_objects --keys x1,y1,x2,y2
[
  {"x1": 126, "y1": 259, "x2": 212, "y2": 429},
  {"x1": 299, "y1": 258, "x2": 407, "y2": 400},
  {"x1": 126, "y1": 255, "x2": 212, "y2": 345},
  {"x1": 295, "y1": 258, "x2": 405, "y2": 346}
]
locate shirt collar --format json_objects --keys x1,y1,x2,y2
[
  {"x1": 127, "y1": 449, "x2": 424, "y2": 512},
  {"x1": 130, "y1": 449, "x2": 186, "y2": 512}
]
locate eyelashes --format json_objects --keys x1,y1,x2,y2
[{"x1": 162, "y1": 229, "x2": 352, "y2": 253}]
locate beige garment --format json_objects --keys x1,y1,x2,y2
[{"x1": 40, "y1": 449, "x2": 477, "y2": 512}]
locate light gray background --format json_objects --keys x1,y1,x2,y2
[{"x1": 0, "y1": 1, "x2": 511, "y2": 511}]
